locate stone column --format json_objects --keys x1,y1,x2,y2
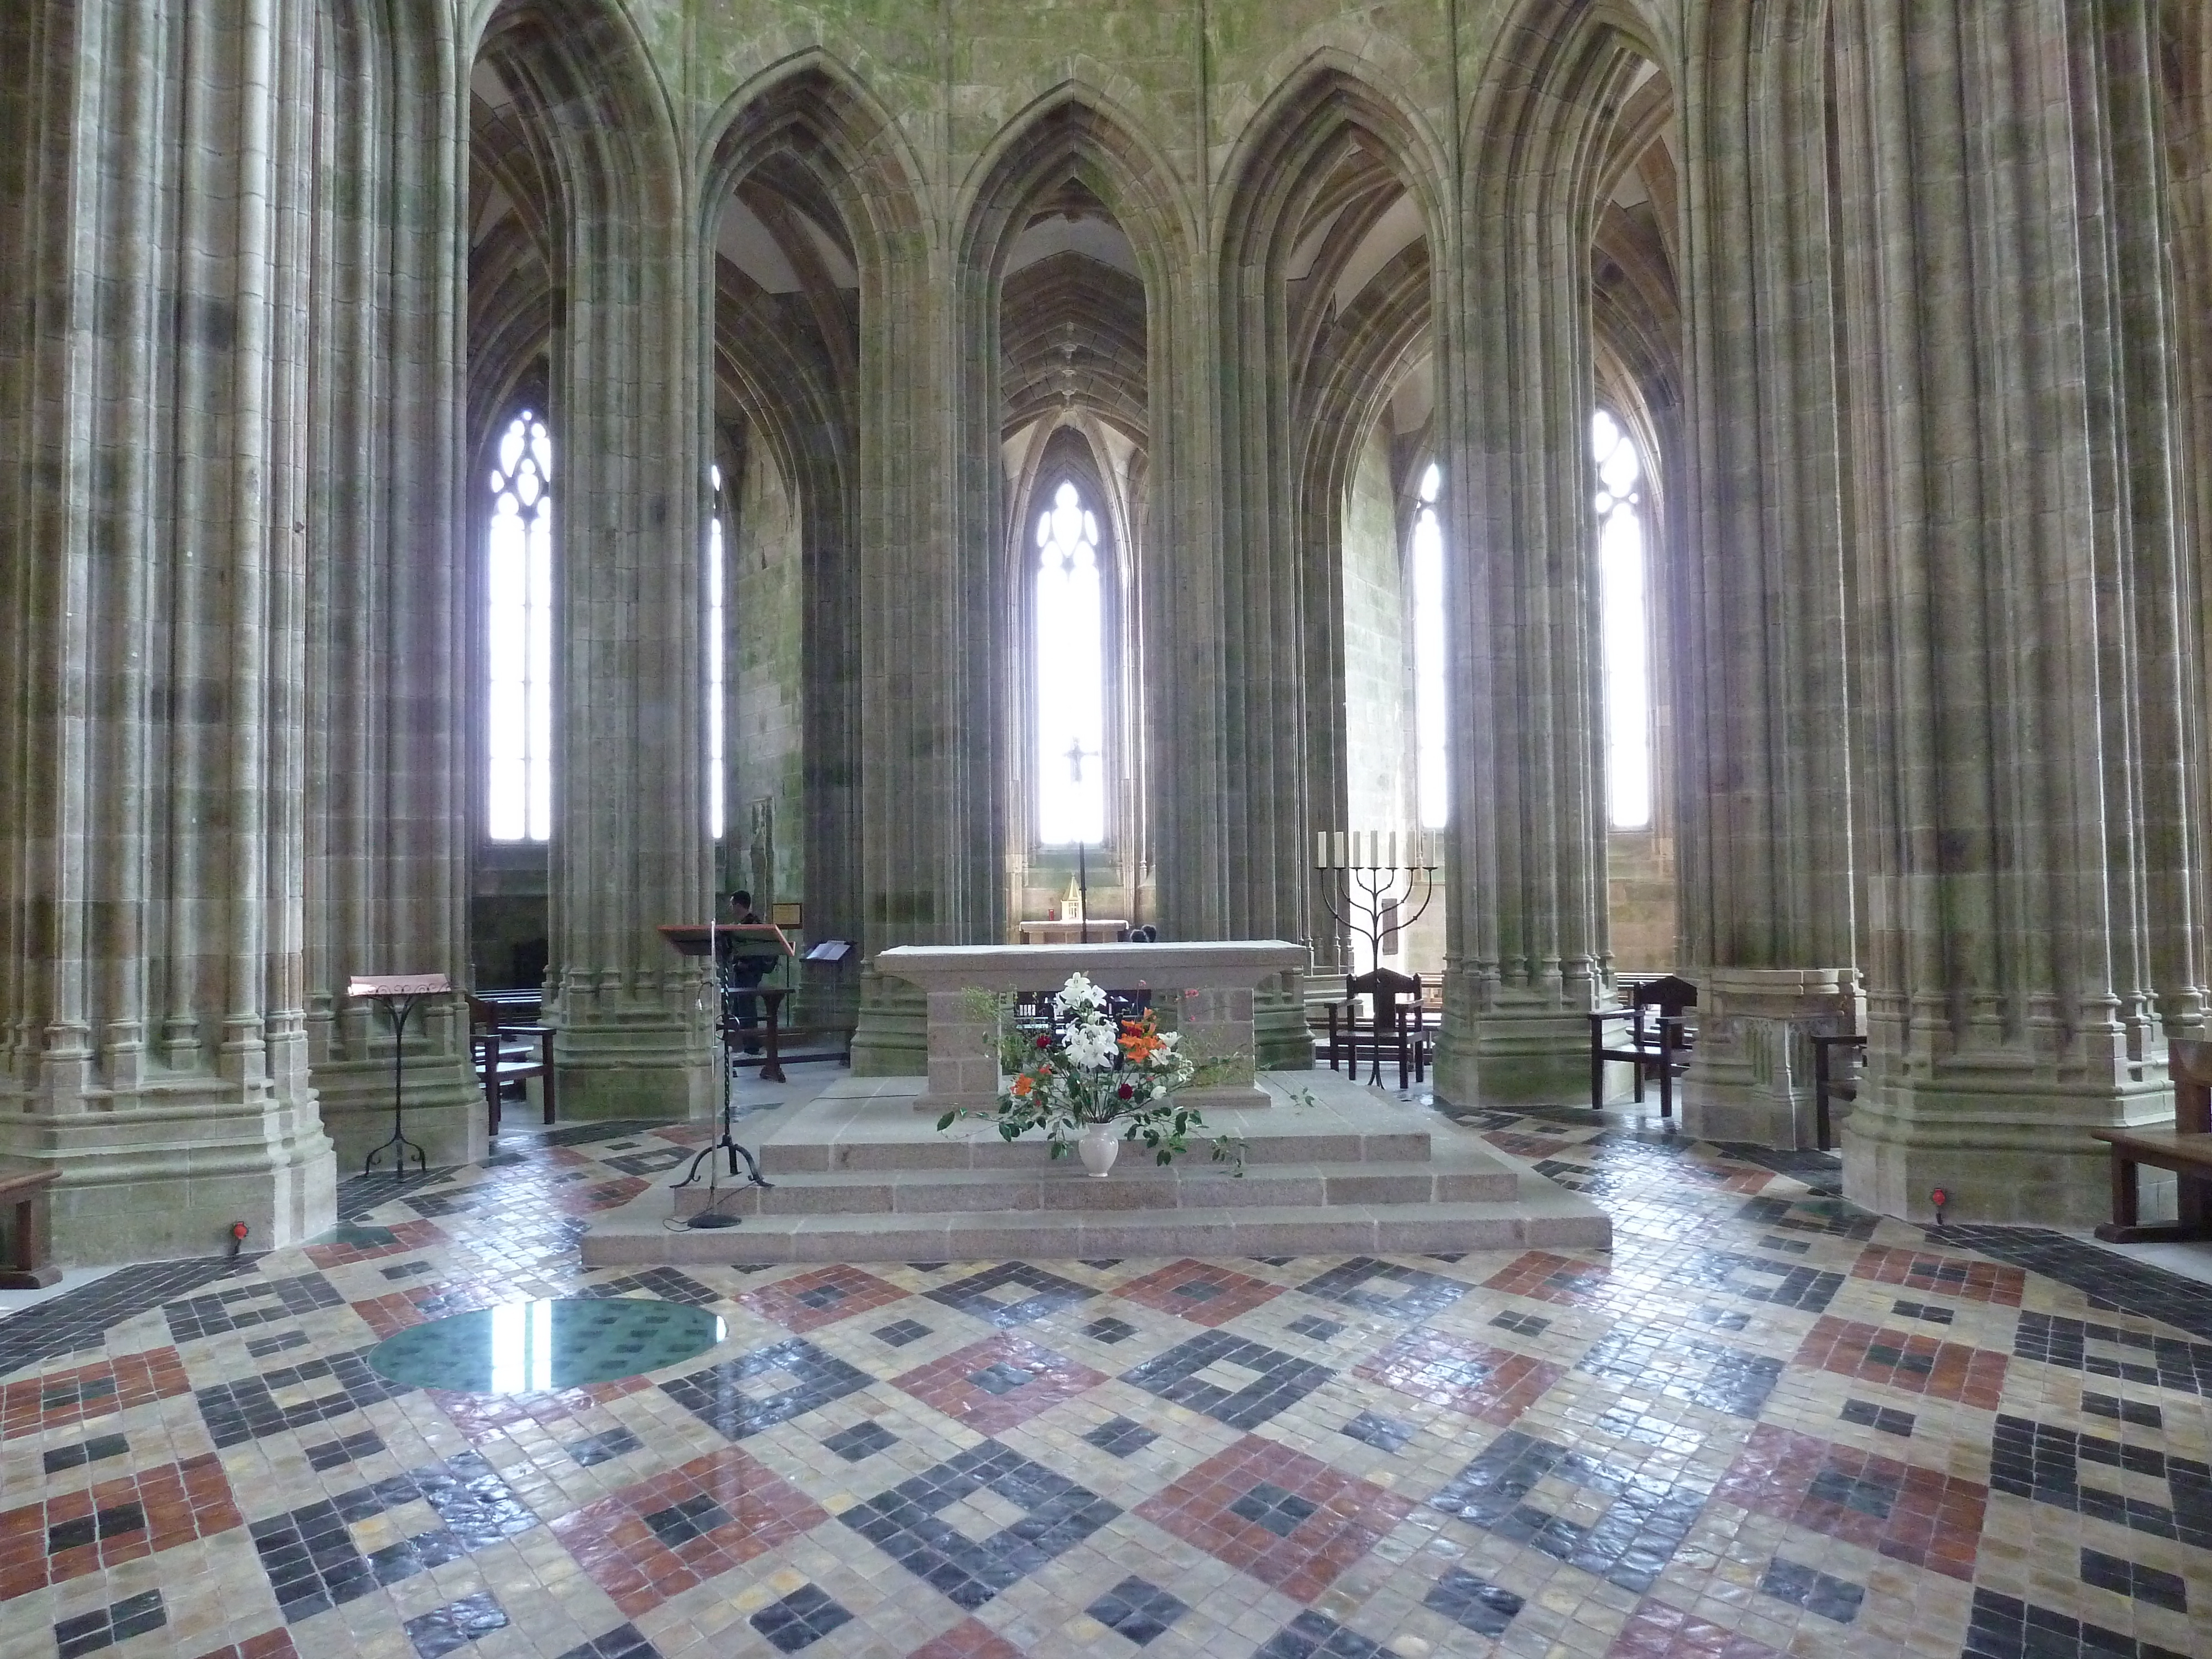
[
  {"x1": 1673, "y1": 0, "x2": 1859, "y2": 1140},
  {"x1": 1436, "y1": 17, "x2": 1639, "y2": 1103},
  {"x1": 1828, "y1": 0, "x2": 2205, "y2": 1222},
  {"x1": 1681, "y1": 970, "x2": 1860, "y2": 1147},
  {"x1": 301, "y1": 1, "x2": 484, "y2": 1168},
  {"x1": 847, "y1": 222, "x2": 968, "y2": 1076},
  {"x1": 0, "y1": 0, "x2": 334, "y2": 1260},
  {"x1": 483, "y1": 14, "x2": 713, "y2": 1119}
]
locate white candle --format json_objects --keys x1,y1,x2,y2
[
  {"x1": 1388, "y1": 830, "x2": 1397, "y2": 869},
  {"x1": 1316, "y1": 831, "x2": 1326, "y2": 869}
]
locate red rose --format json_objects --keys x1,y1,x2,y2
[
  {"x1": 1118, "y1": 1083, "x2": 1134, "y2": 1099},
  {"x1": 1036, "y1": 1035, "x2": 1051, "y2": 1049}
]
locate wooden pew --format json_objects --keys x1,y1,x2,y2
[
  {"x1": 0, "y1": 1168, "x2": 61, "y2": 1288},
  {"x1": 2091, "y1": 1038, "x2": 2212, "y2": 1242}
]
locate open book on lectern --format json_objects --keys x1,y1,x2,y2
[{"x1": 655, "y1": 923, "x2": 793, "y2": 959}]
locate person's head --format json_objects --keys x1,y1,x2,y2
[{"x1": 731, "y1": 890, "x2": 753, "y2": 910}]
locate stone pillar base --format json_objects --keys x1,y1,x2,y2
[
  {"x1": 0, "y1": 1088, "x2": 335, "y2": 1266},
  {"x1": 313, "y1": 1057, "x2": 487, "y2": 1171},
  {"x1": 1431, "y1": 973, "x2": 1594, "y2": 1106},
  {"x1": 544, "y1": 974, "x2": 714, "y2": 1121},
  {"x1": 849, "y1": 971, "x2": 927, "y2": 1077},
  {"x1": 1842, "y1": 1074, "x2": 2170, "y2": 1226},
  {"x1": 1680, "y1": 968, "x2": 1859, "y2": 1147}
]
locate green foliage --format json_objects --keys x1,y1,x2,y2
[{"x1": 935, "y1": 972, "x2": 1246, "y2": 1174}]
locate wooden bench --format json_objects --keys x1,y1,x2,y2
[
  {"x1": 0, "y1": 1167, "x2": 61, "y2": 1288},
  {"x1": 467, "y1": 992, "x2": 556, "y2": 1132},
  {"x1": 2092, "y1": 1038, "x2": 2212, "y2": 1242}
]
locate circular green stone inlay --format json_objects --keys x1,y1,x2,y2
[{"x1": 367, "y1": 1297, "x2": 726, "y2": 1394}]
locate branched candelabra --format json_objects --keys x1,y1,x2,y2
[{"x1": 1313, "y1": 830, "x2": 1442, "y2": 973}]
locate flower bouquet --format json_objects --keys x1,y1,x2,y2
[{"x1": 936, "y1": 972, "x2": 1244, "y2": 1177}]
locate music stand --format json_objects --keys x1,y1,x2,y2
[
  {"x1": 348, "y1": 974, "x2": 450, "y2": 1179},
  {"x1": 656, "y1": 925, "x2": 777, "y2": 1228},
  {"x1": 802, "y1": 938, "x2": 857, "y2": 1066}
]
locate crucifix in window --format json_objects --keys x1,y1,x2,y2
[
  {"x1": 1063, "y1": 734, "x2": 1098, "y2": 938},
  {"x1": 1035, "y1": 479, "x2": 1106, "y2": 848}
]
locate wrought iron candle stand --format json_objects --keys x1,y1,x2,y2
[
  {"x1": 1313, "y1": 830, "x2": 1442, "y2": 972},
  {"x1": 656, "y1": 921, "x2": 778, "y2": 1229},
  {"x1": 348, "y1": 974, "x2": 451, "y2": 1179}
]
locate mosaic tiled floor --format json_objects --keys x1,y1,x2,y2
[{"x1": 3, "y1": 1098, "x2": 2210, "y2": 1659}]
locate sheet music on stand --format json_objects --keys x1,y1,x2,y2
[
  {"x1": 801, "y1": 940, "x2": 858, "y2": 1065},
  {"x1": 346, "y1": 974, "x2": 452, "y2": 1178}
]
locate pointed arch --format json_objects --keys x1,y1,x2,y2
[
  {"x1": 956, "y1": 83, "x2": 1198, "y2": 284},
  {"x1": 1211, "y1": 60, "x2": 1449, "y2": 967},
  {"x1": 1215, "y1": 53, "x2": 1450, "y2": 257},
  {"x1": 952, "y1": 87, "x2": 1203, "y2": 940},
  {"x1": 696, "y1": 52, "x2": 932, "y2": 973},
  {"x1": 700, "y1": 50, "x2": 929, "y2": 267},
  {"x1": 469, "y1": 0, "x2": 709, "y2": 1117}
]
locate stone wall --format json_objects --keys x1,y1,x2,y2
[{"x1": 731, "y1": 440, "x2": 807, "y2": 916}]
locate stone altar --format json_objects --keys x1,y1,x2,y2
[{"x1": 873, "y1": 940, "x2": 1310, "y2": 1117}]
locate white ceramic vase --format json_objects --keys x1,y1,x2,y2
[{"x1": 1079, "y1": 1123, "x2": 1120, "y2": 1178}]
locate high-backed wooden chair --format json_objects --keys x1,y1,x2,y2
[
  {"x1": 1588, "y1": 974, "x2": 1696, "y2": 1117},
  {"x1": 466, "y1": 992, "x2": 556, "y2": 1132},
  {"x1": 1327, "y1": 968, "x2": 1433, "y2": 1089}
]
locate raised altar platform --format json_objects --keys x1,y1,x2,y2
[{"x1": 578, "y1": 1067, "x2": 1609, "y2": 1266}]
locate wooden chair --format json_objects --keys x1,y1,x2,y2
[
  {"x1": 1588, "y1": 974, "x2": 1696, "y2": 1117},
  {"x1": 0, "y1": 1167, "x2": 60, "y2": 1288},
  {"x1": 1326, "y1": 968, "x2": 1433, "y2": 1089},
  {"x1": 2093, "y1": 1037, "x2": 2212, "y2": 1241},
  {"x1": 466, "y1": 992, "x2": 556, "y2": 1132},
  {"x1": 1811, "y1": 1031, "x2": 1867, "y2": 1150}
]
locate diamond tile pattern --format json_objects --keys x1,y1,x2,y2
[
  {"x1": 1137, "y1": 1434, "x2": 1413, "y2": 1601},
  {"x1": 839, "y1": 1439, "x2": 1118, "y2": 1609},
  {"x1": 1118, "y1": 1328, "x2": 1333, "y2": 1428},
  {"x1": 6, "y1": 1102, "x2": 2212, "y2": 1659}
]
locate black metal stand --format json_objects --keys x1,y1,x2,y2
[
  {"x1": 363, "y1": 993, "x2": 429, "y2": 1179},
  {"x1": 670, "y1": 944, "x2": 775, "y2": 1227}
]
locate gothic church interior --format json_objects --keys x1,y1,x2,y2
[{"x1": 3, "y1": 4, "x2": 2212, "y2": 1657}]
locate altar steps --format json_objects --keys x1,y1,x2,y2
[{"x1": 578, "y1": 1070, "x2": 1610, "y2": 1266}]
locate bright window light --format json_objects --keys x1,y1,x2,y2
[
  {"x1": 707, "y1": 463, "x2": 725, "y2": 842},
  {"x1": 1411, "y1": 463, "x2": 1448, "y2": 829},
  {"x1": 1035, "y1": 480, "x2": 1106, "y2": 846},
  {"x1": 487, "y1": 411, "x2": 552, "y2": 842},
  {"x1": 1593, "y1": 409, "x2": 1652, "y2": 830}
]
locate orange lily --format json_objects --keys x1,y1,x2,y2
[{"x1": 1117, "y1": 1014, "x2": 1166, "y2": 1063}]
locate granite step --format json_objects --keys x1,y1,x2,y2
[
  {"x1": 578, "y1": 1068, "x2": 1610, "y2": 1265},
  {"x1": 581, "y1": 1178, "x2": 1610, "y2": 1266},
  {"x1": 665, "y1": 1147, "x2": 1521, "y2": 1219},
  {"x1": 751, "y1": 1072, "x2": 1437, "y2": 1175}
]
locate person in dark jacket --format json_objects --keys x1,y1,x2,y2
[{"x1": 718, "y1": 890, "x2": 768, "y2": 1054}]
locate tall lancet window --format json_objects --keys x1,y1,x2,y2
[
  {"x1": 486, "y1": 411, "x2": 552, "y2": 842},
  {"x1": 706, "y1": 463, "x2": 726, "y2": 841},
  {"x1": 1035, "y1": 479, "x2": 1107, "y2": 846},
  {"x1": 1593, "y1": 409, "x2": 1652, "y2": 830},
  {"x1": 1411, "y1": 463, "x2": 1448, "y2": 829}
]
